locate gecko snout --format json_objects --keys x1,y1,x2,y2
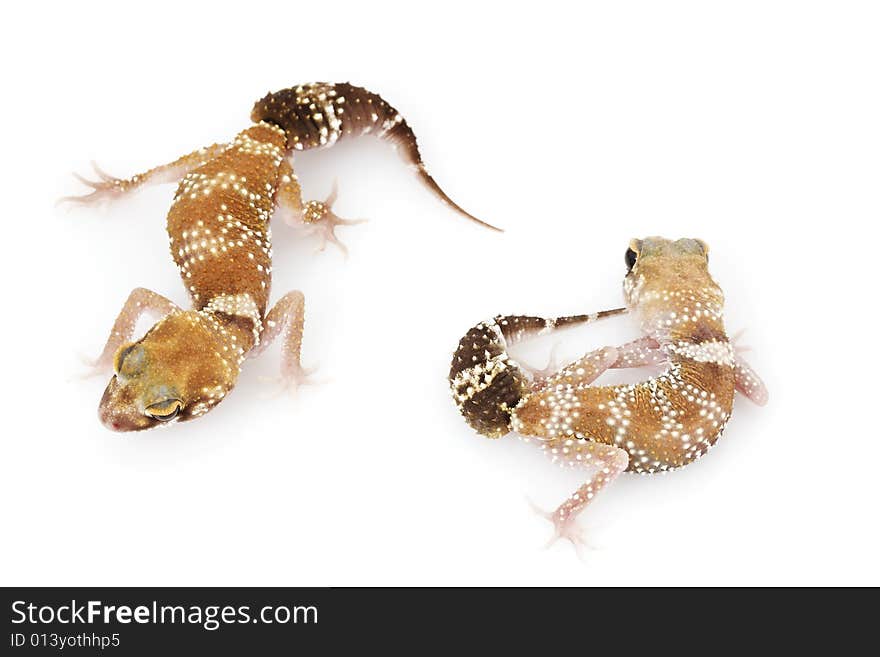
[
  {"x1": 99, "y1": 412, "x2": 128, "y2": 432},
  {"x1": 98, "y1": 377, "x2": 156, "y2": 432}
]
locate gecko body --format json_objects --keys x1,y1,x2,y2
[
  {"x1": 95, "y1": 122, "x2": 302, "y2": 431},
  {"x1": 449, "y1": 237, "x2": 767, "y2": 547},
  {"x1": 69, "y1": 83, "x2": 493, "y2": 431}
]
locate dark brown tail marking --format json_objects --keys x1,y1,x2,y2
[
  {"x1": 449, "y1": 309, "x2": 627, "y2": 438},
  {"x1": 251, "y1": 82, "x2": 501, "y2": 232}
]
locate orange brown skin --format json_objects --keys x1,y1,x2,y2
[
  {"x1": 73, "y1": 82, "x2": 499, "y2": 432},
  {"x1": 99, "y1": 312, "x2": 239, "y2": 431},
  {"x1": 450, "y1": 237, "x2": 767, "y2": 548},
  {"x1": 512, "y1": 238, "x2": 740, "y2": 473},
  {"x1": 167, "y1": 122, "x2": 285, "y2": 316},
  {"x1": 96, "y1": 123, "x2": 290, "y2": 431}
]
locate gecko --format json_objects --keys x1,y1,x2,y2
[
  {"x1": 449, "y1": 237, "x2": 767, "y2": 548},
  {"x1": 65, "y1": 82, "x2": 498, "y2": 431}
]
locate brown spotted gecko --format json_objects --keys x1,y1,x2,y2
[
  {"x1": 449, "y1": 237, "x2": 767, "y2": 548},
  {"x1": 65, "y1": 82, "x2": 497, "y2": 431}
]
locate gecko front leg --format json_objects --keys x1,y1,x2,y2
[
  {"x1": 728, "y1": 330, "x2": 769, "y2": 405},
  {"x1": 608, "y1": 337, "x2": 666, "y2": 368},
  {"x1": 61, "y1": 143, "x2": 228, "y2": 206},
  {"x1": 612, "y1": 336, "x2": 768, "y2": 404},
  {"x1": 251, "y1": 290, "x2": 315, "y2": 393},
  {"x1": 86, "y1": 287, "x2": 179, "y2": 376},
  {"x1": 733, "y1": 354, "x2": 768, "y2": 406},
  {"x1": 275, "y1": 159, "x2": 365, "y2": 256}
]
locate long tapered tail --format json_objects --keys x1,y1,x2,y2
[
  {"x1": 449, "y1": 309, "x2": 627, "y2": 438},
  {"x1": 251, "y1": 82, "x2": 501, "y2": 231}
]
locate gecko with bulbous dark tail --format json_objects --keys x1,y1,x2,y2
[
  {"x1": 449, "y1": 237, "x2": 767, "y2": 549},
  {"x1": 65, "y1": 82, "x2": 498, "y2": 431}
]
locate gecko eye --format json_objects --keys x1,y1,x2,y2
[
  {"x1": 115, "y1": 343, "x2": 146, "y2": 378},
  {"x1": 625, "y1": 248, "x2": 638, "y2": 271},
  {"x1": 114, "y1": 343, "x2": 137, "y2": 374},
  {"x1": 146, "y1": 400, "x2": 182, "y2": 421}
]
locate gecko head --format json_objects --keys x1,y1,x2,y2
[
  {"x1": 623, "y1": 237, "x2": 722, "y2": 324},
  {"x1": 98, "y1": 311, "x2": 241, "y2": 432}
]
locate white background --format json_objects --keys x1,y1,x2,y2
[{"x1": 2, "y1": 1, "x2": 877, "y2": 586}]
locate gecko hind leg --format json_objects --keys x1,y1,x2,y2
[
  {"x1": 533, "y1": 346, "x2": 620, "y2": 391},
  {"x1": 84, "y1": 287, "x2": 179, "y2": 377},
  {"x1": 512, "y1": 345, "x2": 626, "y2": 553},
  {"x1": 502, "y1": 308, "x2": 630, "y2": 385},
  {"x1": 60, "y1": 143, "x2": 228, "y2": 206},
  {"x1": 531, "y1": 443, "x2": 630, "y2": 555},
  {"x1": 519, "y1": 341, "x2": 563, "y2": 384},
  {"x1": 302, "y1": 181, "x2": 367, "y2": 257},
  {"x1": 275, "y1": 160, "x2": 365, "y2": 257},
  {"x1": 523, "y1": 334, "x2": 661, "y2": 385},
  {"x1": 252, "y1": 290, "x2": 317, "y2": 395},
  {"x1": 518, "y1": 336, "x2": 662, "y2": 428}
]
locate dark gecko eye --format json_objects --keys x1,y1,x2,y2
[
  {"x1": 625, "y1": 248, "x2": 637, "y2": 271},
  {"x1": 146, "y1": 400, "x2": 182, "y2": 421},
  {"x1": 114, "y1": 343, "x2": 142, "y2": 376}
]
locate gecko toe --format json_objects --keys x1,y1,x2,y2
[
  {"x1": 302, "y1": 182, "x2": 367, "y2": 257},
  {"x1": 528, "y1": 497, "x2": 595, "y2": 558},
  {"x1": 60, "y1": 164, "x2": 128, "y2": 206}
]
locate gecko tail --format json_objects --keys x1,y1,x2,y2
[
  {"x1": 448, "y1": 310, "x2": 628, "y2": 438},
  {"x1": 379, "y1": 112, "x2": 502, "y2": 231},
  {"x1": 449, "y1": 317, "x2": 530, "y2": 439},
  {"x1": 412, "y1": 162, "x2": 502, "y2": 232},
  {"x1": 251, "y1": 82, "x2": 501, "y2": 232}
]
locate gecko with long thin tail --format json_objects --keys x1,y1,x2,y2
[
  {"x1": 449, "y1": 237, "x2": 767, "y2": 548},
  {"x1": 67, "y1": 82, "x2": 499, "y2": 249},
  {"x1": 65, "y1": 82, "x2": 497, "y2": 431}
]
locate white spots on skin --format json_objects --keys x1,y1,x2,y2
[
  {"x1": 168, "y1": 123, "x2": 282, "y2": 312},
  {"x1": 455, "y1": 239, "x2": 759, "y2": 532},
  {"x1": 511, "y1": 255, "x2": 737, "y2": 473},
  {"x1": 136, "y1": 122, "x2": 290, "y2": 426},
  {"x1": 668, "y1": 339, "x2": 735, "y2": 367}
]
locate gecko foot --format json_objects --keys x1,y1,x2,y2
[
  {"x1": 730, "y1": 328, "x2": 769, "y2": 406},
  {"x1": 77, "y1": 352, "x2": 113, "y2": 379},
  {"x1": 521, "y1": 341, "x2": 563, "y2": 384},
  {"x1": 730, "y1": 328, "x2": 753, "y2": 354},
  {"x1": 59, "y1": 161, "x2": 130, "y2": 206},
  {"x1": 303, "y1": 181, "x2": 367, "y2": 257},
  {"x1": 260, "y1": 363, "x2": 322, "y2": 398},
  {"x1": 528, "y1": 498, "x2": 594, "y2": 558}
]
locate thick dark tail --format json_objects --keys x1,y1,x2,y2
[
  {"x1": 251, "y1": 82, "x2": 501, "y2": 232},
  {"x1": 448, "y1": 309, "x2": 627, "y2": 438}
]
